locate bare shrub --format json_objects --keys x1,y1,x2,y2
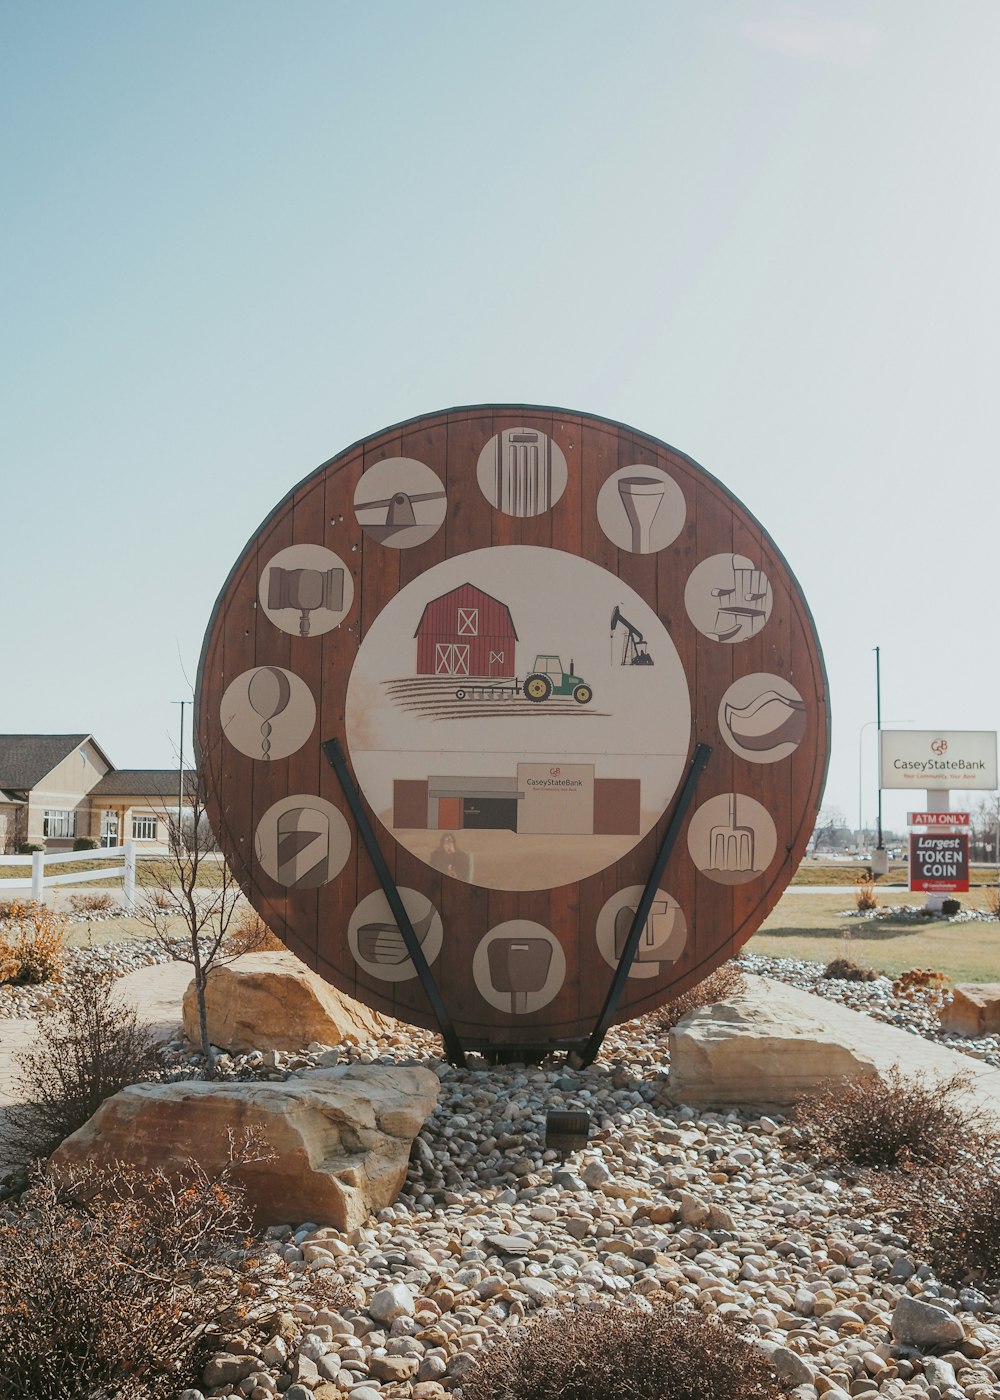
[
  {"x1": 854, "y1": 873, "x2": 879, "y2": 911},
  {"x1": 6, "y1": 964, "x2": 160, "y2": 1161},
  {"x1": 227, "y1": 904, "x2": 286, "y2": 955},
  {"x1": 881, "y1": 1158, "x2": 1000, "y2": 1288},
  {"x1": 0, "y1": 901, "x2": 67, "y2": 986},
  {"x1": 823, "y1": 957, "x2": 877, "y2": 982},
  {"x1": 0, "y1": 1144, "x2": 284, "y2": 1400},
  {"x1": 134, "y1": 766, "x2": 252, "y2": 1078},
  {"x1": 653, "y1": 963, "x2": 747, "y2": 1032},
  {"x1": 892, "y1": 968, "x2": 952, "y2": 1016},
  {"x1": 983, "y1": 885, "x2": 1000, "y2": 919},
  {"x1": 795, "y1": 1066, "x2": 994, "y2": 1173},
  {"x1": 69, "y1": 891, "x2": 114, "y2": 914},
  {"x1": 456, "y1": 1299, "x2": 782, "y2": 1400}
]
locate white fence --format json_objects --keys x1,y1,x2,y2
[{"x1": 0, "y1": 842, "x2": 136, "y2": 911}]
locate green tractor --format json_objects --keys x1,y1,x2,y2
[{"x1": 523, "y1": 654, "x2": 593, "y2": 705}]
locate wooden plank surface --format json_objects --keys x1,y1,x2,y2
[{"x1": 196, "y1": 406, "x2": 829, "y2": 1046}]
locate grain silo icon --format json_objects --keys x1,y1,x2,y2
[{"x1": 477, "y1": 428, "x2": 568, "y2": 518}]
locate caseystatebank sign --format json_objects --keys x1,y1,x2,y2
[{"x1": 880, "y1": 730, "x2": 997, "y2": 791}]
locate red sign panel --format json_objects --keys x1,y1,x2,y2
[
  {"x1": 909, "y1": 831, "x2": 970, "y2": 894},
  {"x1": 907, "y1": 811, "x2": 970, "y2": 827}
]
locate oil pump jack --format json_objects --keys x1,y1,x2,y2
[{"x1": 610, "y1": 605, "x2": 654, "y2": 665}]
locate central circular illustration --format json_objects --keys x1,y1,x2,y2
[{"x1": 345, "y1": 545, "x2": 690, "y2": 891}]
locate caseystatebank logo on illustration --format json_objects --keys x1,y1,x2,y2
[{"x1": 879, "y1": 730, "x2": 998, "y2": 790}]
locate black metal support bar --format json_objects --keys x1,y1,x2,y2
[
  {"x1": 322, "y1": 737, "x2": 468, "y2": 1067},
  {"x1": 577, "y1": 742, "x2": 712, "y2": 1067}
]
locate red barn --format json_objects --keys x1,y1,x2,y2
[{"x1": 414, "y1": 583, "x2": 517, "y2": 678}]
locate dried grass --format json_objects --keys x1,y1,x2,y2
[
  {"x1": 822, "y1": 957, "x2": 877, "y2": 982},
  {"x1": 69, "y1": 891, "x2": 114, "y2": 914},
  {"x1": 227, "y1": 906, "x2": 285, "y2": 955},
  {"x1": 0, "y1": 901, "x2": 67, "y2": 986},
  {"x1": 653, "y1": 963, "x2": 747, "y2": 1033},
  {"x1": 854, "y1": 873, "x2": 879, "y2": 912}
]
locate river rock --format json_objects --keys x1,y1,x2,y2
[
  {"x1": 369, "y1": 1282, "x2": 416, "y2": 1322},
  {"x1": 939, "y1": 983, "x2": 1000, "y2": 1037},
  {"x1": 669, "y1": 976, "x2": 882, "y2": 1106},
  {"x1": 50, "y1": 1064, "x2": 439, "y2": 1229},
  {"x1": 182, "y1": 950, "x2": 393, "y2": 1052},
  {"x1": 890, "y1": 1296, "x2": 966, "y2": 1348}
]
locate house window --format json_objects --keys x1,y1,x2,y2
[
  {"x1": 132, "y1": 815, "x2": 158, "y2": 840},
  {"x1": 43, "y1": 810, "x2": 76, "y2": 838},
  {"x1": 457, "y1": 607, "x2": 479, "y2": 636}
]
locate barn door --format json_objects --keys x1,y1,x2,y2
[{"x1": 434, "y1": 643, "x2": 470, "y2": 676}]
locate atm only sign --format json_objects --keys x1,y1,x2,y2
[{"x1": 909, "y1": 830, "x2": 970, "y2": 894}]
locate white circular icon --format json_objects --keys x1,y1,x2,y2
[
  {"x1": 259, "y1": 544, "x2": 354, "y2": 637},
  {"x1": 477, "y1": 428, "x2": 568, "y2": 517},
  {"x1": 595, "y1": 886, "x2": 687, "y2": 979},
  {"x1": 354, "y1": 458, "x2": 447, "y2": 550},
  {"x1": 347, "y1": 887, "x2": 443, "y2": 982},
  {"x1": 254, "y1": 795, "x2": 352, "y2": 889},
  {"x1": 596, "y1": 465, "x2": 686, "y2": 554},
  {"x1": 220, "y1": 667, "x2": 316, "y2": 761},
  {"x1": 718, "y1": 673, "x2": 806, "y2": 763},
  {"x1": 472, "y1": 921, "x2": 565, "y2": 1014},
  {"x1": 684, "y1": 554, "x2": 772, "y2": 643},
  {"x1": 686, "y1": 793, "x2": 778, "y2": 885}
]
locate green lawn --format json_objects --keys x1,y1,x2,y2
[
  {"x1": 0, "y1": 854, "x2": 229, "y2": 891},
  {"x1": 750, "y1": 890, "x2": 1000, "y2": 982},
  {"x1": 792, "y1": 859, "x2": 1000, "y2": 887},
  {"x1": 63, "y1": 912, "x2": 192, "y2": 950}
]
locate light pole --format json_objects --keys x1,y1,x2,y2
[
  {"x1": 172, "y1": 700, "x2": 188, "y2": 853},
  {"x1": 858, "y1": 718, "x2": 910, "y2": 850},
  {"x1": 874, "y1": 647, "x2": 883, "y2": 850}
]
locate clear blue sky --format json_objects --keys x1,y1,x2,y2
[{"x1": 3, "y1": 1, "x2": 998, "y2": 835}]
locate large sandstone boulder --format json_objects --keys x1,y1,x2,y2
[
  {"x1": 669, "y1": 976, "x2": 882, "y2": 1109},
  {"x1": 939, "y1": 984, "x2": 1000, "y2": 1037},
  {"x1": 182, "y1": 951, "x2": 392, "y2": 1053},
  {"x1": 50, "y1": 1064, "x2": 439, "y2": 1230}
]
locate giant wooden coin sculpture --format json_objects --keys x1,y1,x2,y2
[{"x1": 196, "y1": 406, "x2": 829, "y2": 1059}]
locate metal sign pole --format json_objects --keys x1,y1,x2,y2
[
  {"x1": 323, "y1": 737, "x2": 467, "y2": 1067},
  {"x1": 577, "y1": 743, "x2": 712, "y2": 1067}
]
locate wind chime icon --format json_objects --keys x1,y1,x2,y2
[{"x1": 247, "y1": 667, "x2": 291, "y2": 759}]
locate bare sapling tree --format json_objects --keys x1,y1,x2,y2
[{"x1": 136, "y1": 768, "x2": 261, "y2": 1078}]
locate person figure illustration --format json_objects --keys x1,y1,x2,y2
[{"x1": 430, "y1": 831, "x2": 472, "y2": 881}]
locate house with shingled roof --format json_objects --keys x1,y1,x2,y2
[{"x1": 0, "y1": 734, "x2": 194, "y2": 853}]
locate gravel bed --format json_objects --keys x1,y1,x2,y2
[
  {"x1": 4, "y1": 945, "x2": 1000, "y2": 1398},
  {"x1": 0, "y1": 936, "x2": 176, "y2": 1019},
  {"x1": 155, "y1": 1015, "x2": 1000, "y2": 1400}
]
